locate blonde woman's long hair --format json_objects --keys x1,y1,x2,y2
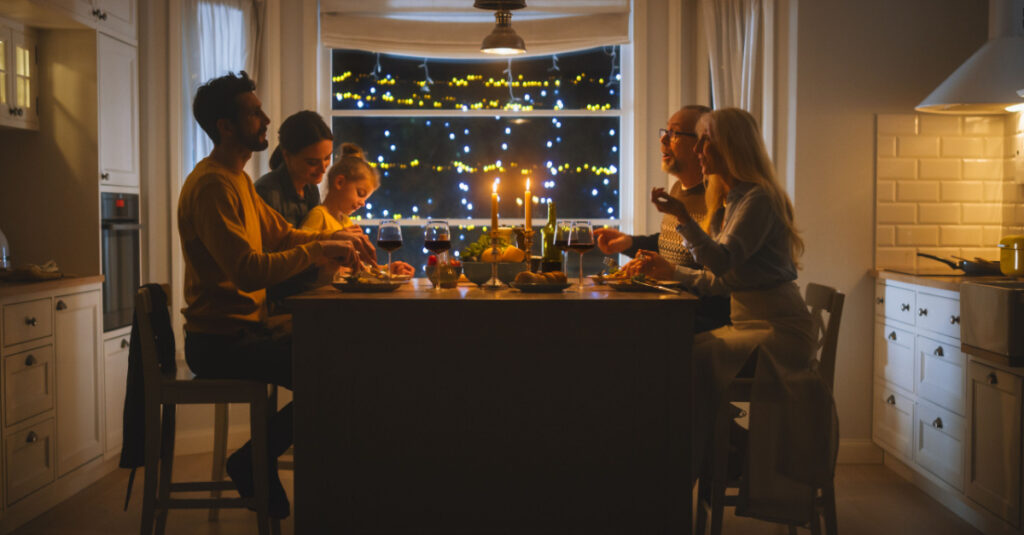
[{"x1": 700, "y1": 108, "x2": 804, "y2": 264}]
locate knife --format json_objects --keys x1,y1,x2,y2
[{"x1": 631, "y1": 279, "x2": 682, "y2": 294}]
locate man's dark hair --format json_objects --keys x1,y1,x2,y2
[{"x1": 192, "y1": 71, "x2": 257, "y2": 145}]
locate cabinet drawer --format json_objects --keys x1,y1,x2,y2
[
  {"x1": 873, "y1": 380, "x2": 914, "y2": 462},
  {"x1": 5, "y1": 418, "x2": 55, "y2": 505},
  {"x1": 875, "y1": 321, "x2": 915, "y2": 393},
  {"x1": 104, "y1": 333, "x2": 131, "y2": 456},
  {"x1": 916, "y1": 291, "x2": 960, "y2": 339},
  {"x1": 915, "y1": 400, "x2": 965, "y2": 491},
  {"x1": 3, "y1": 298, "x2": 52, "y2": 347},
  {"x1": 916, "y1": 334, "x2": 965, "y2": 415},
  {"x1": 4, "y1": 345, "x2": 54, "y2": 426},
  {"x1": 883, "y1": 285, "x2": 916, "y2": 326},
  {"x1": 874, "y1": 282, "x2": 886, "y2": 317}
]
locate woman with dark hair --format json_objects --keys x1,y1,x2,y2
[{"x1": 254, "y1": 110, "x2": 333, "y2": 227}]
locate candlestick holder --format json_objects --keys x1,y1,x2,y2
[
  {"x1": 486, "y1": 231, "x2": 502, "y2": 289},
  {"x1": 520, "y1": 228, "x2": 534, "y2": 269}
]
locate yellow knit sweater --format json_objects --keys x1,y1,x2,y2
[{"x1": 177, "y1": 157, "x2": 335, "y2": 333}]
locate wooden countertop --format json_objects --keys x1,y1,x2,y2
[
  {"x1": 0, "y1": 275, "x2": 104, "y2": 300},
  {"x1": 870, "y1": 269, "x2": 1014, "y2": 292}
]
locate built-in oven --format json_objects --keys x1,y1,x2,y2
[{"x1": 101, "y1": 192, "x2": 141, "y2": 332}]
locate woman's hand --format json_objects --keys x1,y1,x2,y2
[
  {"x1": 622, "y1": 249, "x2": 674, "y2": 279},
  {"x1": 319, "y1": 240, "x2": 360, "y2": 269},
  {"x1": 388, "y1": 261, "x2": 415, "y2": 276},
  {"x1": 593, "y1": 227, "x2": 633, "y2": 254},
  {"x1": 650, "y1": 187, "x2": 692, "y2": 223},
  {"x1": 329, "y1": 229, "x2": 376, "y2": 264}
]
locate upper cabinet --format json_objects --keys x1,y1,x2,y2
[
  {"x1": 0, "y1": 19, "x2": 38, "y2": 130},
  {"x1": 97, "y1": 33, "x2": 138, "y2": 189},
  {"x1": 44, "y1": 0, "x2": 136, "y2": 44}
]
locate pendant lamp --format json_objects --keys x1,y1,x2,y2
[{"x1": 474, "y1": 0, "x2": 527, "y2": 55}]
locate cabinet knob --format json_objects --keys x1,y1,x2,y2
[
  {"x1": 92, "y1": 8, "x2": 100, "y2": 16},
  {"x1": 918, "y1": 308, "x2": 928, "y2": 317},
  {"x1": 7, "y1": 107, "x2": 13, "y2": 115},
  {"x1": 26, "y1": 431, "x2": 38, "y2": 444},
  {"x1": 24, "y1": 354, "x2": 36, "y2": 366},
  {"x1": 888, "y1": 331, "x2": 897, "y2": 341},
  {"x1": 932, "y1": 418, "x2": 943, "y2": 430},
  {"x1": 885, "y1": 394, "x2": 896, "y2": 406},
  {"x1": 876, "y1": 297, "x2": 884, "y2": 304},
  {"x1": 15, "y1": 107, "x2": 22, "y2": 116},
  {"x1": 987, "y1": 373, "x2": 998, "y2": 385},
  {"x1": 99, "y1": 11, "x2": 108, "y2": 20},
  {"x1": 933, "y1": 346, "x2": 944, "y2": 357},
  {"x1": 24, "y1": 316, "x2": 37, "y2": 326},
  {"x1": 101, "y1": 172, "x2": 110, "y2": 180},
  {"x1": 900, "y1": 303, "x2": 910, "y2": 312},
  {"x1": 950, "y1": 315, "x2": 960, "y2": 325},
  {"x1": 56, "y1": 300, "x2": 67, "y2": 311},
  {"x1": 121, "y1": 338, "x2": 130, "y2": 349}
]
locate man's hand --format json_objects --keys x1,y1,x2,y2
[
  {"x1": 651, "y1": 187, "x2": 692, "y2": 223},
  {"x1": 329, "y1": 228, "x2": 376, "y2": 264},
  {"x1": 622, "y1": 249, "x2": 674, "y2": 279},
  {"x1": 593, "y1": 227, "x2": 633, "y2": 255},
  {"x1": 319, "y1": 240, "x2": 360, "y2": 269},
  {"x1": 387, "y1": 261, "x2": 415, "y2": 277}
]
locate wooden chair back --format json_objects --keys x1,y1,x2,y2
[
  {"x1": 804, "y1": 282, "x2": 845, "y2": 392},
  {"x1": 135, "y1": 284, "x2": 173, "y2": 400}
]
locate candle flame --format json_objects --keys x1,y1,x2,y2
[
  {"x1": 526, "y1": 178, "x2": 530, "y2": 190},
  {"x1": 492, "y1": 180, "x2": 498, "y2": 193}
]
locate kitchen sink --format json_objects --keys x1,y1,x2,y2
[{"x1": 961, "y1": 281, "x2": 1024, "y2": 366}]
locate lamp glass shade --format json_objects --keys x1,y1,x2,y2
[{"x1": 480, "y1": 10, "x2": 525, "y2": 55}]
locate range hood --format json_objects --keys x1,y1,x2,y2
[{"x1": 916, "y1": 0, "x2": 1024, "y2": 114}]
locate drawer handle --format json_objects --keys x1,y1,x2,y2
[
  {"x1": 121, "y1": 338, "x2": 130, "y2": 348},
  {"x1": 56, "y1": 300, "x2": 67, "y2": 311},
  {"x1": 99, "y1": 11, "x2": 108, "y2": 20},
  {"x1": 950, "y1": 315, "x2": 960, "y2": 325},
  {"x1": 101, "y1": 172, "x2": 110, "y2": 180},
  {"x1": 900, "y1": 303, "x2": 910, "y2": 312},
  {"x1": 988, "y1": 373, "x2": 998, "y2": 385},
  {"x1": 932, "y1": 417, "x2": 944, "y2": 430},
  {"x1": 918, "y1": 308, "x2": 928, "y2": 317},
  {"x1": 24, "y1": 354, "x2": 36, "y2": 366},
  {"x1": 876, "y1": 297, "x2": 884, "y2": 304},
  {"x1": 26, "y1": 431, "x2": 38, "y2": 444},
  {"x1": 886, "y1": 394, "x2": 896, "y2": 406},
  {"x1": 888, "y1": 331, "x2": 897, "y2": 341},
  {"x1": 933, "y1": 346, "x2": 944, "y2": 357},
  {"x1": 25, "y1": 316, "x2": 37, "y2": 327}
]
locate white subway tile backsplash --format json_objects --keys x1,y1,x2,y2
[
  {"x1": 897, "y1": 181, "x2": 940, "y2": 201},
  {"x1": 962, "y1": 203, "x2": 1002, "y2": 224},
  {"x1": 877, "y1": 158, "x2": 918, "y2": 179},
  {"x1": 963, "y1": 159, "x2": 1004, "y2": 180},
  {"x1": 941, "y1": 181, "x2": 985, "y2": 202},
  {"x1": 877, "y1": 181, "x2": 896, "y2": 202},
  {"x1": 897, "y1": 225, "x2": 939, "y2": 245},
  {"x1": 964, "y1": 116, "x2": 1004, "y2": 136},
  {"x1": 899, "y1": 136, "x2": 941, "y2": 157},
  {"x1": 875, "y1": 247, "x2": 917, "y2": 270},
  {"x1": 877, "y1": 135, "x2": 897, "y2": 157},
  {"x1": 877, "y1": 225, "x2": 895, "y2": 246},
  {"x1": 1009, "y1": 183, "x2": 1024, "y2": 202},
  {"x1": 919, "y1": 159, "x2": 962, "y2": 180},
  {"x1": 941, "y1": 136, "x2": 985, "y2": 158},
  {"x1": 985, "y1": 183, "x2": 1005, "y2": 202},
  {"x1": 878, "y1": 114, "x2": 918, "y2": 135},
  {"x1": 984, "y1": 137, "x2": 1006, "y2": 158},
  {"x1": 878, "y1": 203, "x2": 918, "y2": 223},
  {"x1": 920, "y1": 115, "x2": 962, "y2": 135},
  {"x1": 984, "y1": 227, "x2": 1004, "y2": 245},
  {"x1": 919, "y1": 203, "x2": 961, "y2": 224},
  {"x1": 940, "y1": 225, "x2": 983, "y2": 245},
  {"x1": 962, "y1": 247, "x2": 1000, "y2": 261}
]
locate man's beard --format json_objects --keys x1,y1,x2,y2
[{"x1": 242, "y1": 130, "x2": 269, "y2": 152}]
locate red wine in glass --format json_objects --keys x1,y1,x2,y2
[
  {"x1": 553, "y1": 239, "x2": 569, "y2": 252},
  {"x1": 376, "y1": 220, "x2": 403, "y2": 279},
  {"x1": 568, "y1": 243, "x2": 592, "y2": 254},
  {"x1": 377, "y1": 240, "x2": 402, "y2": 252},
  {"x1": 424, "y1": 240, "x2": 451, "y2": 254}
]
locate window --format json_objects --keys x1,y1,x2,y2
[{"x1": 328, "y1": 47, "x2": 623, "y2": 271}]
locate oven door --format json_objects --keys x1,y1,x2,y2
[{"x1": 101, "y1": 221, "x2": 141, "y2": 332}]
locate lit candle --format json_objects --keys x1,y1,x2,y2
[
  {"x1": 524, "y1": 178, "x2": 531, "y2": 230},
  {"x1": 491, "y1": 179, "x2": 499, "y2": 233}
]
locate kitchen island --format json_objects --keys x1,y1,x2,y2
[{"x1": 289, "y1": 279, "x2": 698, "y2": 534}]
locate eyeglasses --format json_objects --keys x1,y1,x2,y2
[{"x1": 658, "y1": 128, "x2": 697, "y2": 141}]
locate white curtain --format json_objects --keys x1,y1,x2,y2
[
  {"x1": 699, "y1": 0, "x2": 768, "y2": 125},
  {"x1": 181, "y1": 0, "x2": 263, "y2": 175},
  {"x1": 320, "y1": 0, "x2": 630, "y2": 58}
]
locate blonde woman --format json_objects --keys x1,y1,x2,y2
[{"x1": 301, "y1": 143, "x2": 414, "y2": 277}]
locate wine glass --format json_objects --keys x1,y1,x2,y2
[
  {"x1": 567, "y1": 220, "x2": 594, "y2": 291},
  {"x1": 376, "y1": 220, "x2": 402, "y2": 279},
  {"x1": 423, "y1": 220, "x2": 452, "y2": 255},
  {"x1": 553, "y1": 219, "x2": 572, "y2": 272}
]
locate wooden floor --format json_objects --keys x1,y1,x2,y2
[{"x1": 8, "y1": 454, "x2": 982, "y2": 535}]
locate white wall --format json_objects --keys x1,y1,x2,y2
[{"x1": 792, "y1": 0, "x2": 987, "y2": 459}]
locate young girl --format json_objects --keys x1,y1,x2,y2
[{"x1": 302, "y1": 143, "x2": 415, "y2": 277}]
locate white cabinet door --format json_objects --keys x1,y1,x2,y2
[
  {"x1": 966, "y1": 361, "x2": 1022, "y2": 528},
  {"x1": 97, "y1": 33, "x2": 138, "y2": 189},
  {"x1": 102, "y1": 333, "x2": 129, "y2": 458},
  {"x1": 95, "y1": 0, "x2": 135, "y2": 42},
  {"x1": 0, "y1": 22, "x2": 38, "y2": 130},
  {"x1": 54, "y1": 290, "x2": 104, "y2": 476}
]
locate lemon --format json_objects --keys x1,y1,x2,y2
[
  {"x1": 480, "y1": 247, "x2": 503, "y2": 263},
  {"x1": 500, "y1": 246, "x2": 526, "y2": 263}
]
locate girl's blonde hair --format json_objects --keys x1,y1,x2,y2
[
  {"x1": 327, "y1": 142, "x2": 379, "y2": 189},
  {"x1": 700, "y1": 108, "x2": 804, "y2": 264}
]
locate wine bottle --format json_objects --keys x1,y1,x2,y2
[{"x1": 540, "y1": 201, "x2": 561, "y2": 272}]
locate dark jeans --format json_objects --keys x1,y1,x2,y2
[{"x1": 184, "y1": 327, "x2": 293, "y2": 467}]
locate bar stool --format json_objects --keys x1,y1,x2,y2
[{"x1": 135, "y1": 285, "x2": 278, "y2": 535}]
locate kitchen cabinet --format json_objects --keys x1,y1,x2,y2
[
  {"x1": 38, "y1": 0, "x2": 135, "y2": 44},
  {"x1": 966, "y1": 361, "x2": 1022, "y2": 528},
  {"x1": 0, "y1": 18, "x2": 37, "y2": 130},
  {"x1": 102, "y1": 329, "x2": 128, "y2": 459},
  {"x1": 97, "y1": 33, "x2": 138, "y2": 189},
  {"x1": 53, "y1": 290, "x2": 103, "y2": 477}
]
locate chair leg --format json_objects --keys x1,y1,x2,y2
[
  {"x1": 823, "y1": 483, "x2": 838, "y2": 535},
  {"x1": 140, "y1": 401, "x2": 162, "y2": 535},
  {"x1": 709, "y1": 406, "x2": 731, "y2": 535},
  {"x1": 208, "y1": 402, "x2": 229, "y2": 522},
  {"x1": 155, "y1": 404, "x2": 177, "y2": 535},
  {"x1": 250, "y1": 395, "x2": 271, "y2": 535},
  {"x1": 695, "y1": 475, "x2": 709, "y2": 535}
]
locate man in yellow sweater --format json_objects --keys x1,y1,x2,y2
[{"x1": 178, "y1": 71, "x2": 371, "y2": 518}]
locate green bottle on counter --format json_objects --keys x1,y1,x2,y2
[{"x1": 540, "y1": 201, "x2": 561, "y2": 272}]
